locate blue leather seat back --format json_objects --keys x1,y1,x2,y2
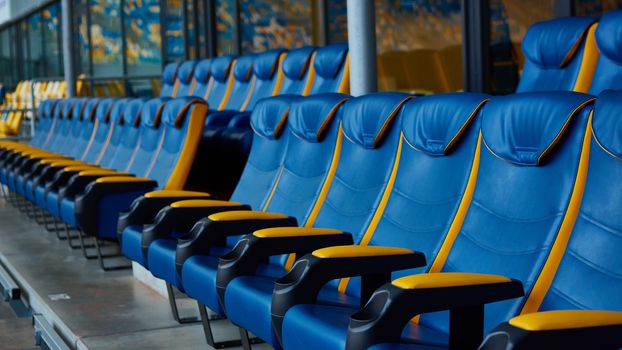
[
  {"x1": 145, "y1": 97, "x2": 207, "y2": 189},
  {"x1": 32, "y1": 99, "x2": 53, "y2": 147},
  {"x1": 588, "y1": 10, "x2": 622, "y2": 94},
  {"x1": 346, "y1": 93, "x2": 488, "y2": 297},
  {"x1": 126, "y1": 98, "x2": 169, "y2": 176},
  {"x1": 82, "y1": 98, "x2": 116, "y2": 163},
  {"x1": 46, "y1": 99, "x2": 73, "y2": 153},
  {"x1": 279, "y1": 46, "x2": 316, "y2": 95},
  {"x1": 517, "y1": 17, "x2": 597, "y2": 92},
  {"x1": 160, "y1": 62, "x2": 180, "y2": 97},
  {"x1": 97, "y1": 98, "x2": 131, "y2": 167},
  {"x1": 191, "y1": 59, "x2": 212, "y2": 100},
  {"x1": 71, "y1": 98, "x2": 102, "y2": 160},
  {"x1": 222, "y1": 55, "x2": 255, "y2": 111},
  {"x1": 35, "y1": 99, "x2": 59, "y2": 149},
  {"x1": 58, "y1": 98, "x2": 90, "y2": 156},
  {"x1": 309, "y1": 44, "x2": 349, "y2": 94},
  {"x1": 175, "y1": 60, "x2": 198, "y2": 97},
  {"x1": 107, "y1": 99, "x2": 147, "y2": 171},
  {"x1": 419, "y1": 92, "x2": 594, "y2": 334},
  {"x1": 205, "y1": 55, "x2": 235, "y2": 110},
  {"x1": 262, "y1": 93, "x2": 350, "y2": 265},
  {"x1": 244, "y1": 49, "x2": 286, "y2": 110},
  {"x1": 312, "y1": 93, "x2": 411, "y2": 245},
  {"x1": 539, "y1": 90, "x2": 622, "y2": 313},
  {"x1": 229, "y1": 95, "x2": 294, "y2": 209}
]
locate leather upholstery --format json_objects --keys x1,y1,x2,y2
[
  {"x1": 191, "y1": 59, "x2": 212, "y2": 99},
  {"x1": 482, "y1": 91, "x2": 592, "y2": 166},
  {"x1": 539, "y1": 89, "x2": 622, "y2": 313},
  {"x1": 175, "y1": 60, "x2": 198, "y2": 97},
  {"x1": 280, "y1": 46, "x2": 316, "y2": 95},
  {"x1": 589, "y1": 10, "x2": 622, "y2": 94},
  {"x1": 517, "y1": 17, "x2": 596, "y2": 92},
  {"x1": 205, "y1": 55, "x2": 234, "y2": 109},
  {"x1": 224, "y1": 55, "x2": 255, "y2": 111},
  {"x1": 309, "y1": 44, "x2": 349, "y2": 94},
  {"x1": 281, "y1": 93, "x2": 488, "y2": 349},
  {"x1": 244, "y1": 49, "x2": 286, "y2": 109},
  {"x1": 161, "y1": 62, "x2": 181, "y2": 97}
]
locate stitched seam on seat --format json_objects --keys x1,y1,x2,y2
[{"x1": 471, "y1": 200, "x2": 564, "y2": 223}]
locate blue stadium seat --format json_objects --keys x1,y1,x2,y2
[
  {"x1": 279, "y1": 46, "x2": 316, "y2": 95},
  {"x1": 336, "y1": 92, "x2": 594, "y2": 350},
  {"x1": 189, "y1": 59, "x2": 212, "y2": 100},
  {"x1": 160, "y1": 62, "x2": 181, "y2": 97},
  {"x1": 175, "y1": 60, "x2": 198, "y2": 97},
  {"x1": 587, "y1": 10, "x2": 622, "y2": 94},
  {"x1": 516, "y1": 17, "x2": 597, "y2": 93},
  {"x1": 478, "y1": 89, "x2": 622, "y2": 350},
  {"x1": 308, "y1": 44, "x2": 350, "y2": 94}
]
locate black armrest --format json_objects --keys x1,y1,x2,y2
[
  {"x1": 117, "y1": 191, "x2": 214, "y2": 232},
  {"x1": 480, "y1": 311, "x2": 622, "y2": 350},
  {"x1": 58, "y1": 170, "x2": 131, "y2": 201},
  {"x1": 345, "y1": 273, "x2": 524, "y2": 350},
  {"x1": 271, "y1": 246, "x2": 426, "y2": 341},
  {"x1": 74, "y1": 177, "x2": 158, "y2": 239},
  {"x1": 137, "y1": 200, "x2": 250, "y2": 263},
  {"x1": 175, "y1": 211, "x2": 298, "y2": 277},
  {"x1": 215, "y1": 227, "x2": 354, "y2": 309}
]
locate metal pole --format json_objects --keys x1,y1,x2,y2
[
  {"x1": 62, "y1": 0, "x2": 76, "y2": 97},
  {"x1": 461, "y1": 0, "x2": 490, "y2": 93},
  {"x1": 205, "y1": 0, "x2": 217, "y2": 57},
  {"x1": 346, "y1": 0, "x2": 377, "y2": 96},
  {"x1": 554, "y1": 0, "x2": 575, "y2": 17},
  {"x1": 233, "y1": 0, "x2": 241, "y2": 54}
]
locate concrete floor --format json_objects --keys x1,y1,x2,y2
[{"x1": 0, "y1": 195, "x2": 272, "y2": 350}]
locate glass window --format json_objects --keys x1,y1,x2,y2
[
  {"x1": 27, "y1": 13, "x2": 43, "y2": 78},
  {"x1": 42, "y1": 4, "x2": 63, "y2": 78},
  {"x1": 0, "y1": 29, "x2": 16, "y2": 89},
  {"x1": 75, "y1": 0, "x2": 91, "y2": 76},
  {"x1": 239, "y1": 0, "x2": 313, "y2": 53},
  {"x1": 124, "y1": 0, "x2": 162, "y2": 75},
  {"x1": 327, "y1": 0, "x2": 348, "y2": 44},
  {"x1": 488, "y1": 0, "x2": 555, "y2": 94},
  {"x1": 165, "y1": 0, "x2": 184, "y2": 61},
  {"x1": 375, "y1": 0, "x2": 463, "y2": 94},
  {"x1": 216, "y1": 0, "x2": 236, "y2": 55},
  {"x1": 575, "y1": 0, "x2": 622, "y2": 15},
  {"x1": 90, "y1": 0, "x2": 123, "y2": 77}
]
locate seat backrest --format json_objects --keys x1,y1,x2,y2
[
  {"x1": 127, "y1": 97, "x2": 170, "y2": 176},
  {"x1": 279, "y1": 46, "x2": 316, "y2": 95},
  {"x1": 107, "y1": 99, "x2": 147, "y2": 171},
  {"x1": 311, "y1": 93, "x2": 410, "y2": 248},
  {"x1": 81, "y1": 98, "x2": 116, "y2": 163},
  {"x1": 45, "y1": 99, "x2": 73, "y2": 153},
  {"x1": 536, "y1": 90, "x2": 622, "y2": 314},
  {"x1": 71, "y1": 98, "x2": 102, "y2": 160},
  {"x1": 205, "y1": 55, "x2": 235, "y2": 110},
  {"x1": 344, "y1": 93, "x2": 489, "y2": 297},
  {"x1": 243, "y1": 49, "x2": 287, "y2": 110},
  {"x1": 175, "y1": 60, "x2": 198, "y2": 97},
  {"x1": 160, "y1": 62, "x2": 181, "y2": 97},
  {"x1": 145, "y1": 97, "x2": 207, "y2": 190},
  {"x1": 191, "y1": 59, "x2": 212, "y2": 100},
  {"x1": 516, "y1": 16, "x2": 598, "y2": 93},
  {"x1": 308, "y1": 44, "x2": 350, "y2": 94},
  {"x1": 588, "y1": 10, "x2": 622, "y2": 94},
  {"x1": 56, "y1": 98, "x2": 90, "y2": 156},
  {"x1": 418, "y1": 92, "x2": 594, "y2": 334},
  {"x1": 97, "y1": 98, "x2": 131, "y2": 167},
  {"x1": 229, "y1": 95, "x2": 295, "y2": 209},
  {"x1": 32, "y1": 99, "x2": 58, "y2": 148},
  {"x1": 220, "y1": 55, "x2": 256, "y2": 112}
]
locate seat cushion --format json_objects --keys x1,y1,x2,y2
[
  {"x1": 282, "y1": 304, "x2": 449, "y2": 350},
  {"x1": 45, "y1": 190, "x2": 61, "y2": 219},
  {"x1": 59, "y1": 197, "x2": 78, "y2": 226},
  {"x1": 183, "y1": 254, "x2": 227, "y2": 316},
  {"x1": 121, "y1": 225, "x2": 145, "y2": 266},
  {"x1": 227, "y1": 274, "x2": 358, "y2": 347},
  {"x1": 147, "y1": 239, "x2": 183, "y2": 291}
]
